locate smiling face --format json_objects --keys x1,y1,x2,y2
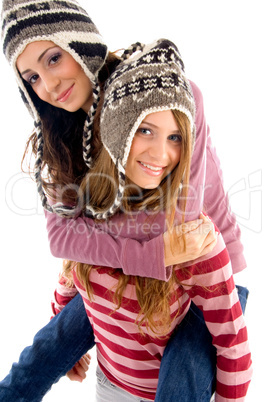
[
  {"x1": 16, "y1": 40, "x2": 93, "y2": 113},
  {"x1": 125, "y1": 110, "x2": 182, "y2": 189}
]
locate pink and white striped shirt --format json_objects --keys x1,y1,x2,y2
[{"x1": 52, "y1": 231, "x2": 252, "y2": 401}]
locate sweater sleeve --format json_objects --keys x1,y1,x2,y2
[
  {"x1": 45, "y1": 210, "x2": 171, "y2": 282},
  {"x1": 51, "y1": 274, "x2": 78, "y2": 317},
  {"x1": 189, "y1": 81, "x2": 246, "y2": 274},
  {"x1": 204, "y1": 129, "x2": 247, "y2": 274},
  {"x1": 175, "y1": 233, "x2": 252, "y2": 401},
  {"x1": 46, "y1": 80, "x2": 245, "y2": 282}
]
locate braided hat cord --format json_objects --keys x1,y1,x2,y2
[
  {"x1": 34, "y1": 124, "x2": 54, "y2": 213},
  {"x1": 83, "y1": 83, "x2": 101, "y2": 169},
  {"x1": 85, "y1": 39, "x2": 196, "y2": 220},
  {"x1": 1, "y1": 0, "x2": 108, "y2": 218},
  {"x1": 121, "y1": 42, "x2": 144, "y2": 60}
]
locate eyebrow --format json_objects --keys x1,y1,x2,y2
[
  {"x1": 20, "y1": 46, "x2": 57, "y2": 76},
  {"x1": 140, "y1": 121, "x2": 158, "y2": 128}
]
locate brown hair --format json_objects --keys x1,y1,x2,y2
[
  {"x1": 21, "y1": 52, "x2": 120, "y2": 204},
  {"x1": 64, "y1": 110, "x2": 193, "y2": 337}
]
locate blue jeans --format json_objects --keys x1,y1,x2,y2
[
  {"x1": 155, "y1": 285, "x2": 248, "y2": 402},
  {"x1": 96, "y1": 365, "x2": 151, "y2": 402},
  {"x1": 0, "y1": 286, "x2": 248, "y2": 402}
]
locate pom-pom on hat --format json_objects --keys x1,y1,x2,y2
[
  {"x1": 1, "y1": 0, "x2": 108, "y2": 216},
  {"x1": 85, "y1": 38, "x2": 196, "y2": 219}
]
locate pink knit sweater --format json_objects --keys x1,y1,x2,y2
[{"x1": 46, "y1": 81, "x2": 246, "y2": 280}]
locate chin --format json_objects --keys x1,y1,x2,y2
[
  {"x1": 140, "y1": 182, "x2": 160, "y2": 190},
  {"x1": 58, "y1": 105, "x2": 80, "y2": 113}
]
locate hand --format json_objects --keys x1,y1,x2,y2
[
  {"x1": 66, "y1": 353, "x2": 91, "y2": 382},
  {"x1": 164, "y1": 213, "x2": 218, "y2": 266}
]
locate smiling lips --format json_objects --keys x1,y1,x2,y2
[
  {"x1": 57, "y1": 84, "x2": 74, "y2": 102},
  {"x1": 138, "y1": 161, "x2": 166, "y2": 176}
]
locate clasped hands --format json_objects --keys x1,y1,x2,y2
[{"x1": 164, "y1": 213, "x2": 218, "y2": 266}]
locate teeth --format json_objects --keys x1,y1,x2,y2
[{"x1": 140, "y1": 162, "x2": 162, "y2": 171}]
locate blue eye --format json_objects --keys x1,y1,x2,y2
[
  {"x1": 168, "y1": 134, "x2": 182, "y2": 143},
  {"x1": 137, "y1": 127, "x2": 152, "y2": 135}
]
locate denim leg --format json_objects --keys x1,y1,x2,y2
[
  {"x1": 0, "y1": 294, "x2": 94, "y2": 402},
  {"x1": 0, "y1": 284, "x2": 248, "y2": 402},
  {"x1": 235, "y1": 285, "x2": 249, "y2": 313},
  {"x1": 96, "y1": 365, "x2": 151, "y2": 402},
  {"x1": 155, "y1": 285, "x2": 248, "y2": 402}
]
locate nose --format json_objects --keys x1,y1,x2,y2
[
  {"x1": 148, "y1": 137, "x2": 168, "y2": 161},
  {"x1": 42, "y1": 72, "x2": 60, "y2": 93}
]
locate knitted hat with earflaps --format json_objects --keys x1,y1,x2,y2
[
  {"x1": 85, "y1": 38, "x2": 196, "y2": 220},
  {"x1": 1, "y1": 0, "x2": 108, "y2": 216}
]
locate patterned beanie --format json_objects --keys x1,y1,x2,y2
[
  {"x1": 1, "y1": 0, "x2": 108, "y2": 216},
  {"x1": 85, "y1": 38, "x2": 196, "y2": 219}
]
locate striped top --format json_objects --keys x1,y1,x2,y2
[{"x1": 52, "y1": 233, "x2": 252, "y2": 401}]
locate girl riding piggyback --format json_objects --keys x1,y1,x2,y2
[{"x1": 52, "y1": 39, "x2": 252, "y2": 401}]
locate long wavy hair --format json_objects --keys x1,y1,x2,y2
[
  {"x1": 64, "y1": 110, "x2": 193, "y2": 337},
  {"x1": 21, "y1": 52, "x2": 120, "y2": 205}
]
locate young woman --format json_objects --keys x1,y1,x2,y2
[
  {"x1": 0, "y1": 0, "x2": 248, "y2": 400},
  {"x1": 51, "y1": 38, "x2": 252, "y2": 401}
]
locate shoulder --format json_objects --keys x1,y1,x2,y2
[
  {"x1": 178, "y1": 232, "x2": 230, "y2": 274},
  {"x1": 188, "y1": 79, "x2": 206, "y2": 139},
  {"x1": 175, "y1": 233, "x2": 232, "y2": 291}
]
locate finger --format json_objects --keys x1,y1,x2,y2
[
  {"x1": 66, "y1": 368, "x2": 84, "y2": 383},
  {"x1": 195, "y1": 220, "x2": 215, "y2": 236},
  {"x1": 174, "y1": 219, "x2": 203, "y2": 235},
  {"x1": 200, "y1": 236, "x2": 218, "y2": 256},
  {"x1": 184, "y1": 222, "x2": 212, "y2": 238},
  {"x1": 200, "y1": 232, "x2": 218, "y2": 255},
  {"x1": 205, "y1": 227, "x2": 217, "y2": 243},
  {"x1": 200, "y1": 213, "x2": 212, "y2": 223},
  {"x1": 73, "y1": 362, "x2": 87, "y2": 380},
  {"x1": 78, "y1": 357, "x2": 90, "y2": 372},
  {"x1": 84, "y1": 352, "x2": 92, "y2": 363},
  {"x1": 183, "y1": 222, "x2": 216, "y2": 255}
]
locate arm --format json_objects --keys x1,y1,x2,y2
[
  {"x1": 44, "y1": 81, "x2": 207, "y2": 282},
  {"x1": 46, "y1": 210, "x2": 217, "y2": 282},
  {"x1": 46, "y1": 210, "x2": 171, "y2": 282},
  {"x1": 51, "y1": 275, "x2": 91, "y2": 383},
  {"x1": 189, "y1": 80, "x2": 246, "y2": 274},
  {"x1": 204, "y1": 130, "x2": 246, "y2": 274},
  {"x1": 176, "y1": 233, "x2": 252, "y2": 401},
  {"x1": 51, "y1": 274, "x2": 78, "y2": 316},
  {"x1": 47, "y1": 81, "x2": 242, "y2": 281}
]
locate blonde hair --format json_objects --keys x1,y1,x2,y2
[{"x1": 64, "y1": 110, "x2": 192, "y2": 337}]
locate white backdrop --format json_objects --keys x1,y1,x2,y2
[{"x1": 0, "y1": 0, "x2": 266, "y2": 400}]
